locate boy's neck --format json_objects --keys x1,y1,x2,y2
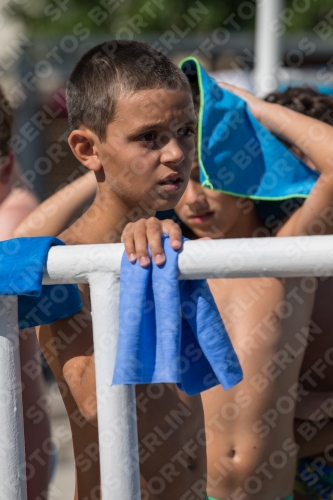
[{"x1": 224, "y1": 210, "x2": 266, "y2": 240}]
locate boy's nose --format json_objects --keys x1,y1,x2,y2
[
  {"x1": 185, "y1": 181, "x2": 209, "y2": 210},
  {"x1": 160, "y1": 138, "x2": 185, "y2": 165}
]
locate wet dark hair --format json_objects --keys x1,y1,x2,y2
[
  {"x1": 186, "y1": 74, "x2": 200, "y2": 114},
  {"x1": 265, "y1": 86, "x2": 333, "y2": 125},
  {"x1": 67, "y1": 40, "x2": 192, "y2": 141},
  {"x1": 0, "y1": 86, "x2": 12, "y2": 158}
]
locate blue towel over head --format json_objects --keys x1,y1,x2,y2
[
  {"x1": 113, "y1": 236, "x2": 243, "y2": 396},
  {"x1": 179, "y1": 57, "x2": 319, "y2": 220},
  {"x1": 0, "y1": 237, "x2": 82, "y2": 328}
]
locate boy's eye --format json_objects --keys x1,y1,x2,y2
[
  {"x1": 138, "y1": 132, "x2": 156, "y2": 142},
  {"x1": 179, "y1": 126, "x2": 195, "y2": 137}
]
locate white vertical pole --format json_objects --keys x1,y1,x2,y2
[
  {"x1": 254, "y1": 0, "x2": 284, "y2": 97},
  {"x1": 89, "y1": 273, "x2": 140, "y2": 499},
  {"x1": 0, "y1": 296, "x2": 26, "y2": 500}
]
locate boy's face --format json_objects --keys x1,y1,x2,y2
[
  {"x1": 96, "y1": 88, "x2": 197, "y2": 212},
  {"x1": 175, "y1": 163, "x2": 258, "y2": 239}
]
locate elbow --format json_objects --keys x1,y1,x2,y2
[
  {"x1": 82, "y1": 410, "x2": 98, "y2": 427},
  {"x1": 76, "y1": 386, "x2": 98, "y2": 426},
  {"x1": 64, "y1": 362, "x2": 98, "y2": 426},
  {"x1": 79, "y1": 398, "x2": 98, "y2": 427},
  {"x1": 65, "y1": 375, "x2": 98, "y2": 426}
]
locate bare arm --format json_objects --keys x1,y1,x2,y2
[
  {"x1": 38, "y1": 285, "x2": 97, "y2": 425},
  {"x1": 14, "y1": 171, "x2": 97, "y2": 238},
  {"x1": 219, "y1": 83, "x2": 333, "y2": 238},
  {"x1": 261, "y1": 104, "x2": 333, "y2": 238},
  {"x1": 295, "y1": 419, "x2": 333, "y2": 458},
  {"x1": 294, "y1": 391, "x2": 333, "y2": 458},
  {"x1": 295, "y1": 391, "x2": 333, "y2": 421}
]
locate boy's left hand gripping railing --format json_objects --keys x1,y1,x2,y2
[{"x1": 3, "y1": 235, "x2": 333, "y2": 500}]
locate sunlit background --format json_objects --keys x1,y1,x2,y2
[{"x1": 2, "y1": 0, "x2": 333, "y2": 201}]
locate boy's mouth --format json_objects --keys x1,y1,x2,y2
[
  {"x1": 158, "y1": 173, "x2": 184, "y2": 191},
  {"x1": 188, "y1": 211, "x2": 214, "y2": 224}
]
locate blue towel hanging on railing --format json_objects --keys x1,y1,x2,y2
[
  {"x1": 0, "y1": 237, "x2": 82, "y2": 329},
  {"x1": 113, "y1": 236, "x2": 243, "y2": 396}
]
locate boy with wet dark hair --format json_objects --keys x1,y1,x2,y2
[
  {"x1": 148, "y1": 82, "x2": 333, "y2": 500},
  {"x1": 35, "y1": 40, "x2": 211, "y2": 500},
  {"x1": 265, "y1": 86, "x2": 333, "y2": 121}
]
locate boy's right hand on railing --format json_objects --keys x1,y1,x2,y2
[{"x1": 121, "y1": 217, "x2": 182, "y2": 267}]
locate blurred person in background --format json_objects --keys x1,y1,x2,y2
[{"x1": 0, "y1": 84, "x2": 51, "y2": 499}]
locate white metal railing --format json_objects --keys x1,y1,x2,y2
[{"x1": 3, "y1": 235, "x2": 333, "y2": 499}]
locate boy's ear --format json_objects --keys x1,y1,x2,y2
[
  {"x1": 0, "y1": 151, "x2": 14, "y2": 184},
  {"x1": 68, "y1": 128, "x2": 102, "y2": 171}
]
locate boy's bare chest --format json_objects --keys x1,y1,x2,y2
[{"x1": 208, "y1": 276, "x2": 315, "y2": 339}]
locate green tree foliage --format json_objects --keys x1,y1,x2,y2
[{"x1": 6, "y1": 0, "x2": 333, "y2": 36}]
